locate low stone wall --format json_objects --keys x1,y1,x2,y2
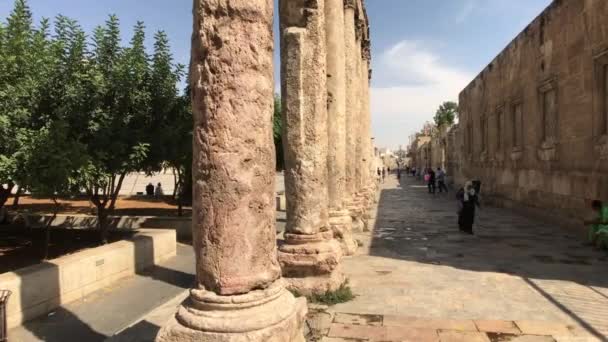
[
  {"x1": 0, "y1": 229, "x2": 176, "y2": 329},
  {"x1": 23, "y1": 214, "x2": 192, "y2": 241}
]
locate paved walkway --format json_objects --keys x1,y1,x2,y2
[
  {"x1": 8, "y1": 244, "x2": 195, "y2": 342},
  {"x1": 9, "y1": 176, "x2": 608, "y2": 341},
  {"x1": 325, "y1": 176, "x2": 608, "y2": 341}
]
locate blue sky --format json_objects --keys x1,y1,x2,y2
[{"x1": 1, "y1": 0, "x2": 552, "y2": 149}]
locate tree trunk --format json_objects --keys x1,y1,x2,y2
[
  {"x1": 98, "y1": 173, "x2": 126, "y2": 244},
  {"x1": 175, "y1": 167, "x2": 184, "y2": 216},
  {"x1": 98, "y1": 205, "x2": 109, "y2": 245},
  {"x1": 172, "y1": 168, "x2": 179, "y2": 199},
  {"x1": 44, "y1": 198, "x2": 59, "y2": 260},
  {"x1": 0, "y1": 185, "x2": 12, "y2": 224},
  {"x1": 12, "y1": 185, "x2": 22, "y2": 209},
  {"x1": 177, "y1": 193, "x2": 183, "y2": 217}
]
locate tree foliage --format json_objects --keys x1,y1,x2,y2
[
  {"x1": 0, "y1": 0, "x2": 190, "y2": 243},
  {"x1": 433, "y1": 101, "x2": 458, "y2": 127},
  {"x1": 273, "y1": 94, "x2": 284, "y2": 171}
]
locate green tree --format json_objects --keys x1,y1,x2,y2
[
  {"x1": 144, "y1": 30, "x2": 185, "y2": 175},
  {"x1": 74, "y1": 16, "x2": 150, "y2": 243},
  {"x1": 0, "y1": 0, "x2": 46, "y2": 213},
  {"x1": 433, "y1": 101, "x2": 458, "y2": 127},
  {"x1": 18, "y1": 121, "x2": 86, "y2": 259},
  {"x1": 1, "y1": 2, "x2": 189, "y2": 240},
  {"x1": 164, "y1": 89, "x2": 192, "y2": 215}
]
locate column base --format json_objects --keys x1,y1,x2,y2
[
  {"x1": 346, "y1": 197, "x2": 365, "y2": 233},
  {"x1": 156, "y1": 279, "x2": 307, "y2": 342},
  {"x1": 283, "y1": 266, "x2": 346, "y2": 297},
  {"x1": 352, "y1": 193, "x2": 372, "y2": 232},
  {"x1": 278, "y1": 231, "x2": 345, "y2": 296},
  {"x1": 329, "y1": 209, "x2": 358, "y2": 256}
]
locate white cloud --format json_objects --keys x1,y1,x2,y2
[{"x1": 371, "y1": 40, "x2": 473, "y2": 148}]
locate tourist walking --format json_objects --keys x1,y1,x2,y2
[
  {"x1": 426, "y1": 168, "x2": 436, "y2": 194},
  {"x1": 456, "y1": 181, "x2": 480, "y2": 234},
  {"x1": 436, "y1": 167, "x2": 448, "y2": 193},
  {"x1": 381, "y1": 168, "x2": 386, "y2": 183}
]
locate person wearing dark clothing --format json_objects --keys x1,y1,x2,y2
[
  {"x1": 145, "y1": 183, "x2": 155, "y2": 197},
  {"x1": 436, "y1": 167, "x2": 448, "y2": 193},
  {"x1": 456, "y1": 181, "x2": 480, "y2": 234},
  {"x1": 427, "y1": 169, "x2": 436, "y2": 194}
]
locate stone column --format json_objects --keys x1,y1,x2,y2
[
  {"x1": 361, "y1": 35, "x2": 376, "y2": 208},
  {"x1": 326, "y1": 0, "x2": 357, "y2": 256},
  {"x1": 353, "y1": 25, "x2": 371, "y2": 229},
  {"x1": 355, "y1": 3, "x2": 376, "y2": 223},
  {"x1": 344, "y1": 0, "x2": 365, "y2": 232},
  {"x1": 156, "y1": 1, "x2": 306, "y2": 341},
  {"x1": 278, "y1": 0, "x2": 345, "y2": 296}
]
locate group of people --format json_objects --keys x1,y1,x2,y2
[
  {"x1": 422, "y1": 167, "x2": 449, "y2": 194},
  {"x1": 406, "y1": 165, "x2": 481, "y2": 235},
  {"x1": 145, "y1": 182, "x2": 164, "y2": 198},
  {"x1": 377, "y1": 167, "x2": 396, "y2": 183},
  {"x1": 403, "y1": 165, "x2": 608, "y2": 241}
]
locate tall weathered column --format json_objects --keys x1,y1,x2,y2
[
  {"x1": 326, "y1": 0, "x2": 357, "y2": 256},
  {"x1": 156, "y1": 1, "x2": 306, "y2": 341},
  {"x1": 279, "y1": 0, "x2": 345, "y2": 296},
  {"x1": 354, "y1": 2, "x2": 375, "y2": 226},
  {"x1": 360, "y1": 13, "x2": 376, "y2": 209},
  {"x1": 344, "y1": 0, "x2": 365, "y2": 232}
]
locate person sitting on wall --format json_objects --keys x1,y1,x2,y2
[
  {"x1": 155, "y1": 182, "x2": 164, "y2": 199},
  {"x1": 146, "y1": 183, "x2": 155, "y2": 197},
  {"x1": 585, "y1": 200, "x2": 608, "y2": 248}
]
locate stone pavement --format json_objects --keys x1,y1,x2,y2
[
  {"x1": 11, "y1": 176, "x2": 608, "y2": 341},
  {"x1": 322, "y1": 175, "x2": 608, "y2": 341},
  {"x1": 7, "y1": 244, "x2": 195, "y2": 342}
]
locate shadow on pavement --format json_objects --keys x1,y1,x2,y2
[{"x1": 368, "y1": 176, "x2": 608, "y2": 339}]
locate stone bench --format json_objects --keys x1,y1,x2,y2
[{"x1": 0, "y1": 229, "x2": 176, "y2": 329}]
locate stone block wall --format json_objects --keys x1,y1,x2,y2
[
  {"x1": 457, "y1": 0, "x2": 608, "y2": 226},
  {"x1": 1, "y1": 229, "x2": 176, "y2": 329}
]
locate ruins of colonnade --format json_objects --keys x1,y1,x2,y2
[
  {"x1": 156, "y1": 0, "x2": 375, "y2": 340},
  {"x1": 409, "y1": 0, "x2": 608, "y2": 230}
]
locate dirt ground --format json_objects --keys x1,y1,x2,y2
[
  {"x1": 0, "y1": 226, "x2": 136, "y2": 273},
  {"x1": 8, "y1": 195, "x2": 192, "y2": 217}
]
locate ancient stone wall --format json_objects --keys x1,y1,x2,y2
[
  {"x1": 457, "y1": 0, "x2": 608, "y2": 226},
  {"x1": 410, "y1": 135, "x2": 431, "y2": 171}
]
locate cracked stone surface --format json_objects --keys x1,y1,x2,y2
[{"x1": 320, "y1": 176, "x2": 608, "y2": 341}]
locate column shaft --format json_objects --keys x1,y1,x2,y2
[
  {"x1": 156, "y1": 1, "x2": 306, "y2": 340},
  {"x1": 279, "y1": 0, "x2": 345, "y2": 295},
  {"x1": 344, "y1": 2, "x2": 357, "y2": 204},
  {"x1": 344, "y1": 2, "x2": 365, "y2": 232},
  {"x1": 326, "y1": 0, "x2": 357, "y2": 255}
]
